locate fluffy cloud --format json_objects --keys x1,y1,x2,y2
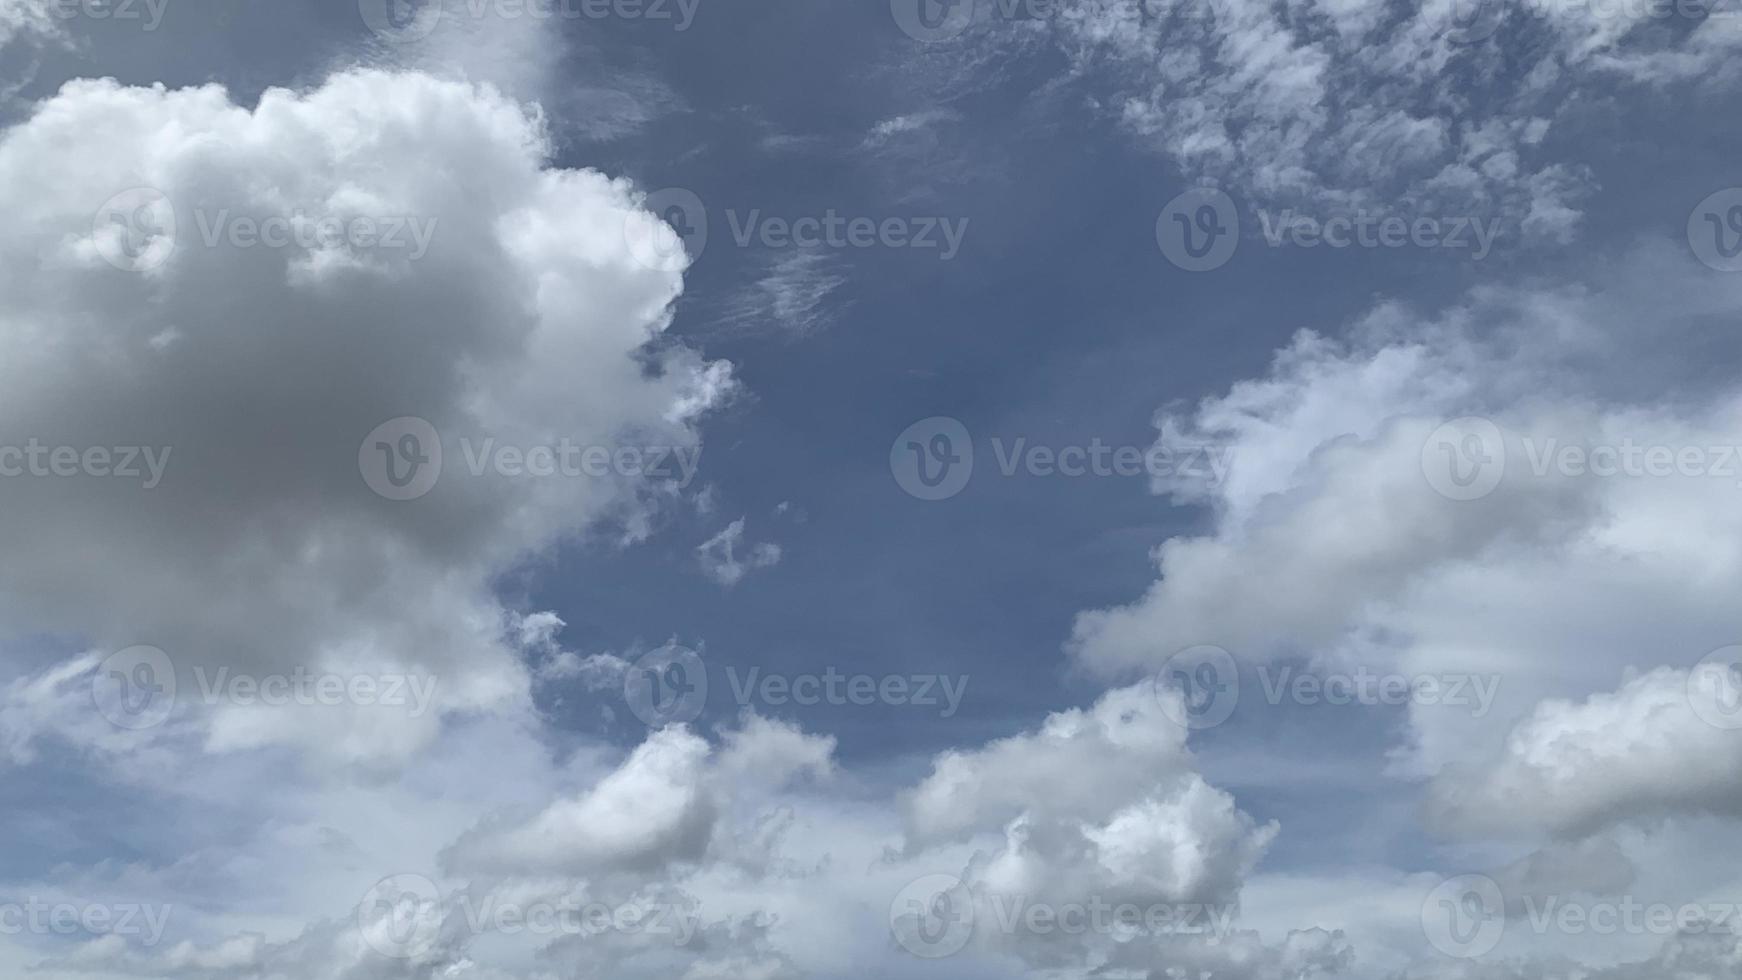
[
  {"x1": 901, "y1": 684, "x2": 1278, "y2": 968},
  {"x1": 1430, "y1": 666, "x2": 1742, "y2": 838},
  {"x1": 445, "y1": 716, "x2": 833, "y2": 877},
  {"x1": 1069, "y1": 241, "x2": 1742, "y2": 844},
  {"x1": 0, "y1": 67, "x2": 729, "y2": 768}
]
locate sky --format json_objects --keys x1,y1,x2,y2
[{"x1": 0, "y1": 0, "x2": 1741, "y2": 977}]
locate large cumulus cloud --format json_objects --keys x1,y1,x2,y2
[{"x1": 0, "y1": 67, "x2": 729, "y2": 767}]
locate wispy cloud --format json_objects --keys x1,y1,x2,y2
[{"x1": 719, "y1": 250, "x2": 849, "y2": 338}]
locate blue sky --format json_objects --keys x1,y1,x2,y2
[{"x1": 2, "y1": 1, "x2": 1742, "y2": 978}]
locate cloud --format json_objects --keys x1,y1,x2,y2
[
  {"x1": 1429, "y1": 666, "x2": 1742, "y2": 838},
  {"x1": 718, "y1": 250, "x2": 849, "y2": 338},
  {"x1": 0, "y1": 67, "x2": 729, "y2": 769},
  {"x1": 920, "y1": 0, "x2": 1742, "y2": 240},
  {"x1": 0, "y1": 0, "x2": 57, "y2": 49},
  {"x1": 696, "y1": 517, "x2": 783, "y2": 586},
  {"x1": 1066, "y1": 239, "x2": 1742, "y2": 843}
]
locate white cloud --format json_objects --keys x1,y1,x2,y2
[
  {"x1": 0, "y1": 67, "x2": 729, "y2": 768},
  {"x1": 696, "y1": 517, "x2": 783, "y2": 586},
  {"x1": 1068, "y1": 239, "x2": 1742, "y2": 844}
]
